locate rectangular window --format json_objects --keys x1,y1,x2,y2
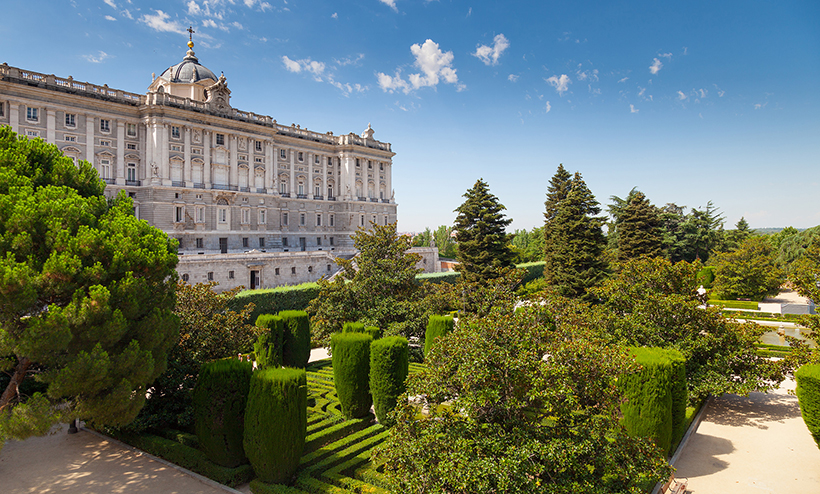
[
  {"x1": 65, "y1": 113, "x2": 76, "y2": 127},
  {"x1": 100, "y1": 119, "x2": 110, "y2": 133},
  {"x1": 26, "y1": 129, "x2": 39, "y2": 138},
  {"x1": 207, "y1": 272, "x2": 214, "y2": 281},
  {"x1": 255, "y1": 157, "x2": 263, "y2": 163},
  {"x1": 384, "y1": 216, "x2": 388, "y2": 226},
  {"x1": 327, "y1": 157, "x2": 333, "y2": 166},
  {"x1": 298, "y1": 152, "x2": 304, "y2": 162},
  {"x1": 291, "y1": 267, "x2": 296, "y2": 274},
  {"x1": 126, "y1": 123, "x2": 137, "y2": 137},
  {"x1": 315, "y1": 155, "x2": 320, "y2": 164},
  {"x1": 329, "y1": 214, "x2": 334, "y2": 227},
  {"x1": 218, "y1": 208, "x2": 227, "y2": 223},
  {"x1": 259, "y1": 237, "x2": 265, "y2": 248},
  {"x1": 315, "y1": 185, "x2": 321, "y2": 197},
  {"x1": 126, "y1": 143, "x2": 137, "y2": 150},
  {"x1": 282, "y1": 212, "x2": 288, "y2": 226},
  {"x1": 255, "y1": 140, "x2": 262, "y2": 152},
  {"x1": 26, "y1": 107, "x2": 38, "y2": 121},
  {"x1": 100, "y1": 140, "x2": 111, "y2": 147},
  {"x1": 282, "y1": 237, "x2": 289, "y2": 247},
  {"x1": 300, "y1": 213, "x2": 305, "y2": 226},
  {"x1": 316, "y1": 214, "x2": 322, "y2": 226},
  {"x1": 171, "y1": 126, "x2": 181, "y2": 139},
  {"x1": 317, "y1": 237, "x2": 322, "y2": 246},
  {"x1": 171, "y1": 144, "x2": 181, "y2": 152},
  {"x1": 0, "y1": 102, "x2": 4, "y2": 117},
  {"x1": 175, "y1": 206, "x2": 184, "y2": 223},
  {"x1": 196, "y1": 206, "x2": 204, "y2": 223},
  {"x1": 361, "y1": 215, "x2": 365, "y2": 226},
  {"x1": 242, "y1": 237, "x2": 249, "y2": 248},
  {"x1": 101, "y1": 159, "x2": 111, "y2": 179},
  {"x1": 356, "y1": 158, "x2": 360, "y2": 167},
  {"x1": 216, "y1": 133, "x2": 225, "y2": 146},
  {"x1": 192, "y1": 148, "x2": 202, "y2": 154},
  {"x1": 242, "y1": 209, "x2": 250, "y2": 224},
  {"x1": 280, "y1": 149, "x2": 287, "y2": 159},
  {"x1": 259, "y1": 209, "x2": 267, "y2": 225},
  {"x1": 127, "y1": 163, "x2": 136, "y2": 182},
  {"x1": 330, "y1": 237, "x2": 334, "y2": 246},
  {"x1": 275, "y1": 268, "x2": 280, "y2": 275},
  {"x1": 65, "y1": 135, "x2": 76, "y2": 142},
  {"x1": 229, "y1": 270, "x2": 235, "y2": 279},
  {"x1": 194, "y1": 238, "x2": 202, "y2": 249}
]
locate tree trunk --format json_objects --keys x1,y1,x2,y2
[{"x1": 0, "y1": 357, "x2": 31, "y2": 412}]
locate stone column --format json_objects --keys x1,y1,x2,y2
[
  {"x1": 289, "y1": 149, "x2": 295, "y2": 197},
  {"x1": 386, "y1": 162, "x2": 392, "y2": 203},
  {"x1": 322, "y1": 156, "x2": 328, "y2": 199},
  {"x1": 203, "y1": 130, "x2": 211, "y2": 188},
  {"x1": 307, "y1": 152, "x2": 313, "y2": 198},
  {"x1": 230, "y1": 135, "x2": 238, "y2": 188},
  {"x1": 139, "y1": 121, "x2": 147, "y2": 181},
  {"x1": 46, "y1": 108, "x2": 55, "y2": 143},
  {"x1": 161, "y1": 124, "x2": 171, "y2": 186},
  {"x1": 265, "y1": 141, "x2": 274, "y2": 193},
  {"x1": 115, "y1": 121, "x2": 125, "y2": 185},
  {"x1": 144, "y1": 120, "x2": 154, "y2": 182},
  {"x1": 9, "y1": 102, "x2": 19, "y2": 134},
  {"x1": 86, "y1": 115, "x2": 95, "y2": 164},
  {"x1": 184, "y1": 127, "x2": 192, "y2": 187}
]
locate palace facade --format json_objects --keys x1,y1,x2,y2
[{"x1": 0, "y1": 40, "x2": 436, "y2": 290}]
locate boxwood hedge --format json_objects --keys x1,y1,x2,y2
[
  {"x1": 279, "y1": 310, "x2": 311, "y2": 368},
  {"x1": 796, "y1": 363, "x2": 820, "y2": 450},
  {"x1": 255, "y1": 314, "x2": 285, "y2": 369},
  {"x1": 370, "y1": 336, "x2": 409, "y2": 425},
  {"x1": 424, "y1": 315, "x2": 454, "y2": 359},
  {"x1": 331, "y1": 332, "x2": 374, "y2": 419}
]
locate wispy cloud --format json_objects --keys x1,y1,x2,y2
[
  {"x1": 677, "y1": 90, "x2": 687, "y2": 100},
  {"x1": 335, "y1": 54, "x2": 365, "y2": 67},
  {"x1": 545, "y1": 74, "x2": 571, "y2": 95},
  {"x1": 649, "y1": 58, "x2": 663, "y2": 75},
  {"x1": 140, "y1": 10, "x2": 187, "y2": 34},
  {"x1": 332, "y1": 12, "x2": 338, "y2": 19},
  {"x1": 282, "y1": 56, "x2": 326, "y2": 81},
  {"x1": 83, "y1": 51, "x2": 110, "y2": 63},
  {"x1": 508, "y1": 74, "x2": 519, "y2": 82},
  {"x1": 104, "y1": 0, "x2": 117, "y2": 8},
  {"x1": 576, "y1": 68, "x2": 598, "y2": 82},
  {"x1": 754, "y1": 102, "x2": 767, "y2": 110},
  {"x1": 618, "y1": 77, "x2": 629, "y2": 83},
  {"x1": 243, "y1": 0, "x2": 272, "y2": 11},
  {"x1": 545, "y1": 101, "x2": 551, "y2": 113},
  {"x1": 187, "y1": 0, "x2": 201, "y2": 15},
  {"x1": 105, "y1": 15, "x2": 116, "y2": 21},
  {"x1": 377, "y1": 39, "x2": 464, "y2": 94},
  {"x1": 472, "y1": 34, "x2": 509, "y2": 66},
  {"x1": 379, "y1": 0, "x2": 397, "y2": 12},
  {"x1": 630, "y1": 104, "x2": 639, "y2": 113},
  {"x1": 714, "y1": 84, "x2": 725, "y2": 97}
]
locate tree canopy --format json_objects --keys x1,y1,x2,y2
[
  {"x1": 0, "y1": 128, "x2": 179, "y2": 442},
  {"x1": 543, "y1": 164, "x2": 573, "y2": 285},
  {"x1": 617, "y1": 191, "x2": 664, "y2": 261},
  {"x1": 711, "y1": 236, "x2": 784, "y2": 301},
  {"x1": 453, "y1": 179, "x2": 514, "y2": 283}
]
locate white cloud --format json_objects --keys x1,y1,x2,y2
[
  {"x1": 467, "y1": 7, "x2": 472, "y2": 17},
  {"x1": 202, "y1": 19, "x2": 217, "y2": 28},
  {"x1": 105, "y1": 15, "x2": 116, "y2": 21},
  {"x1": 377, "y1": 39, "x2": 463, "y2": 94},
  {"x1": 698, "y1": 88, "x2": 707, "y2": 98},
  {"x1": 638, "y1": 86, "x2": 646, "y2": 97},
  {"x1": 754, "y1": 102, "x2": 767, "y2": 110},
  {"x1": 281, "y1": 56, "x2": 325, "y2": 81},
  {"x1": 332, "y1": 12, "x2": 338, "y2": 19},
  {"x1": 576, "y1": 68, "x2": 598, "y2": 82},
  {"x1": 683, "y1": 47, "x2": 688, "y2": 55},
  {"x1": 649, "y1": 58, "x2": 663, "y2": 75},
  {"x1": 335, "y1": 54, "x2": 365, "y2": 66},
  {"x1": 83, "y1": 51, "x2": 110, "y2": 63},
  {"x1": 282, "y1": 56, "x2": 302, "y2": 73},
  {"x1": 630, "y1": 104, "x2": 639, "y2": 113},
  {"x1": 545, "y1": 101, "x2": 551, "y2": 113},
  {"x1": 545, "y1": 74, "x2": 571, "y2": 95},
  {"x1": 677, "y1": 90, "x2": 687, "y2": 100},
  {"x1": 618, "y1": 77, "x2": 629, "y2": 83},
  {"x1": 231, "y1": 21, "x2": 244, "y2": 30},
  {"x1": 104, "y1": 0, "x2": 117, "y2": 8},
  {"x1": 243, "y1": 0, "x2": 272, "y2": 11},
  {"x1": 472, "y1": 33, "x2": 509, "y2": 66},
  {"x1": 121, "y1": 8, "x2": 133, "y2": 19},
  {"x1": 508, "y1": 74, "x2": 519, "y2": 82},
  {"x1": 714, "y1": 84, "x2": 725, "y2": 97},
  {"x1": 140, "y1": 10, "x2": 186, "y2": 34},
  {"x1": 659, "y1": 52, "x2": 672, "y2": 59},
  {"x1": 379, "y1": 0, "x2": 397, "y2": 12},
  {"x1": 187, "y1": 0, "x2": 201, "y2": 15}
]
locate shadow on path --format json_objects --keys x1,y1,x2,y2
[{"x1": 704, "y1": 391, "x2": 800, "y2": 430}]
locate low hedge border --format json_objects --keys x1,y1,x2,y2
[
  {"x1": 796, "y1": 364, "x2": 820, "y2": 450},
  {"x1": 708, "y1": 299, "x2": 760, "y2": 310}
]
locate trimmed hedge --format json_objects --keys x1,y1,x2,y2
[
  {"x1": 331, "y1": 332, "x2": 374, "y2": 419},
  {"x1": 342, "y1": 322, "x2": 365, "y2": 333},
  {"x1": 708, "y1": 299, "x2": 760, "y2": 310},
  {"x1": 424, "y1": 315, "x2": 454, "y2": 359},
  {"x1": 193, "y1": 358, "x2": 253, "y2": 468},
  {"x1": 244, "y1": 367, "x2": 308, "y2": 484},
  {"x1": 365, "y1": 326, "x2": 383, "y2": 340},
  {"x1": 231, "y1": 283, "x2": 321, "y2": 326},
  {"x1": 620, "y1": 347, "x2": 686, "y2": 457},
  {"x1": 279, "y1": 310, "x2": 312, "y2": 368},
  {"x1": 249, "y1": 479, "x2": 308, "y2": 494},
  {"x1": 370, "y1": 336, "x2": 409, "y2": 425},
  {"x1": 796, "y1": 364, "x2": 820, "y2": 450},
  {"x1": 416, "y1": 271, "x2": 461, "y2": 285},
  {"x1": 517, "y1": 261, "x2": 546, "y2": 285},
  {"x1": 255, "y1": 314, "x2": 285, "y2": 369}
]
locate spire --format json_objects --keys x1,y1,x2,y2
[{"x1": 184, "y1": 26, "x2": 198, "y2": 62}]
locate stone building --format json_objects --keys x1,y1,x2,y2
[{"x1": 0, "y1": 37, "x2": 436, "y2": 290}]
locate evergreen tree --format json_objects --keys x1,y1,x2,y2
[
  {"x1": 546, "y1": 172, "x2": 608, "y2": 300},
  {"x1": 617, "y1": 192, "x2": 664, "y2": 261},
  {"x1": 454, "y1": 179, "x2": 514, "y2": 283},
  {"x1": 725, "y1": 217, "x2": 755, "y2": 251},
  {"x1": 659, "y1": 203, "x2": 689, "y2": 263},
  {"x1": 605, "y1": 186, "x2": 641, "y2": 252},
  {"x1": 543, "y1": 164, "x2": 573, "y2": 285},
  {"x1": 680, "y1": 201, "x2": 725, "y2": 262}
]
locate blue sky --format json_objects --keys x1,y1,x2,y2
[{"x1": 2, "y1": 0, "x2": 818, "y2": 232}]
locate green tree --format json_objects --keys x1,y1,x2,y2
[
  {"x1": 0, "y1": 128, "x2": 179, "y2": 442},
  {"x1": 679, "y1": 201, "x2": 725, "y2": 262},
  {"x1": 605, "y1": 186, "x2": 641, "y2": 252},
  {"x1": 412, "y1": 228, "x2": 432, "y2": 248},
  {"x1": 373, "y1": 302, "x2": 671, "y2": 493},
  {"x1": 543, "y1": 164, "x2": 573, "y2": 284},
  {"x1": 724, "y1": 217, "x2": 754, "y2": 251},
  {"x1": 617, "y1": 192, "x2": 663, "y2": 261},
  {"x1": 659, "y1": 203, "x2": 688, "y2": 263},
  {"x1": 453, "y1": 179, "x2": 514, "y2": 283},
  {"x1": 432, "y1": 225, "x2": 457, "y2": 259},
  {"x1": 126, "y1": 281, "x2": 258, "y2": 432},
  {"x1": 511, "y1": 226, "x2": 545, "y2": 263},
  {"x1": 308, "y1": 222, "x2": 444, "y2": 345},
  {"x1": 711, "y1": 237, "x2": 784, "y2": 301},
  {"x1": 545, "y1": 172, "x2": 608, "y2": 301}
]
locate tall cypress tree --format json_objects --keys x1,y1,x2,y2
[
  {"x1": 543, "y1": 164, "x2": 573, "y2": 285},
  {"x1": 454, "y1": 179, "x2": 514, "y2": 283},
  {"x1": 547, "y1": 172, "x2": 608, "y2": 300},
  {"x1": 617, "y1": 192, "x2": 664, "y2": 261}
]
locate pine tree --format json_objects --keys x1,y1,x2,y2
[
  {"x1": 543, "y1": 165, "x2": 573, "y2": 285},
  {"x1": 617, "y1": 192, "x2": 664, "y2": 261},
  {"x1": 546, "y1": 172, "x2": 608, "y2": 300},
  {"x1": 454, "y1": 179, "x2": 514, "y2": 283}
]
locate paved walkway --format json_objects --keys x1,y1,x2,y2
[{"x1": 673, "y1": 378, "x2": 820, "y2": 493}]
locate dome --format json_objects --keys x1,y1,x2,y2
[{"x1": 158, "y1": 49, "x2": 217, "y2": 84}]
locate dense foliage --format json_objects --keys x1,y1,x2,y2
[
  {"x1": 543, "y1": 164, "x2": 573, "y2": 286},
  {"x1": 254, "y1": 315, "x2": 284, "y2": 369},
  {"x1": 454, "y1": 179, "x2": 515, "y2": 283},
  {"x1": 229, "y1": 283, "x2": 321, "y2": 325},
  {"x1": 374, "y1": 303, "x2": 671, "y2": 493},
  {"x1": 795, "y1": 364, "x2": 820, "y2": 450},
  {"x1": 330, "y1": 332, "x2": 373, "y2": 419},
  {"x1": 413, "y1": 225, "x2": 457, "y2": 259},
  {"x1": 617, "y1": 192, "x2": 664, "y2": 261},
  {"x1": 279, "y1": 310, "x2": 311, "y2": 369},
  {"x1": 369, "y1": 336, "x2": 409, "y2": 426},
  {"x1": 423, "y1": 315, "x2": 454, "y2": 359},
  {"x1": 128, "y1": 282, "x2": 257, "y2": 432},
  {"x1": 0, "y1": 128, "x2": 179, "y2": 441},
  {"x1": 711, "y1": 236, "x2": 784, "y2": 301}
]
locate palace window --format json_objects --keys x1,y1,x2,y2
[
  {"x1": 255, "y1": 140, "x2": 262, "y2": 152},
  {"x1": 329, "y1": 214, "x2": 334, "y2": 227},
  {"x1": 275, "y1": 268, "x2": 280, "y2": 275},
  {"x1": 182, "y1": 273, "x2": 189, "y2": 282},
  {"x1": 330, "y1": 237, "x2": 334, "y2": 246},
  {"x1": 255, "y1": 157, "x2": 263, "y2": 163},
  {"x1": 100, "y1": 159, "x2": 111, "y2": 179},
  {"x1": 171, "y1": 144, "x2": 182, "y2": 152},
  {"x1": 207, "y1": 272, "x2": 214, "y2": 281},
  {"x1": 316, "y1": 214, "x2": 322, "y2": 226},
  {"x1": 327, "y1": 185, "x2": 333, "y2": 198},
  {"x1": 196, "y1": 238, "x2": 203, "y2": 249},
  {"x1": 127, "y1": 143, "x2": 137, "y2": 150},
  {"x1": 26, "y1": 129, "x2": 39, "y2": 138},
  {"x1": 127, "y1": 163, "x2": 137, "y2": 182},
  {"x1": 298, "y1": 183, "x2": 304, "y2": 195},
  {"x1": 218, "y1": 207, "x2": 227, "y2": 223},
  {"x1": 380, "y1": 163, "x2": 384, "y2": 171},
  {"x1": 317, "y1": 237, "x2": 322, "y2": 246},
  {"x1": 300, "y1": 213, "x2": 305, "y2": 226},
  {"x1": 298, "y1": 152, "x2": 304, "y2": 162},
  {"x1": 327, "y1": 157, "x2": 333, "y2": 166},
  {"x1": 216, "y1": 133, "x2": 225, "y2": 146},
  {"x1": 100, "y1": 140, "x2": 111, "y2": 147},
  {"x1": 100, "y1": 119, "x2": 110, "y2": 133},
  {"x1": 280, "y1": 149, "x2": 287, "y2": 159},
  {"x1": 282, "y1": 212, "x2": 288, "y2": 226},
  {"x1": 356, "y1": 158, "x2": 360, "y2": 167},
  {"x1": 291, "y1": 267, "x2": 296, "y2": 274},
  {"x1": 315, "y1": 155, "x2": 320, "y2": 164},
  {"x1": 175, "y1": 206, "x2": 184, "y2": 223},
  {"x1": 229, "y1": 270, "x2": 235, "y2": 279},
  {"x1": 126, "y1": 123, "x2": 137, "y2": 137},
  {"x1": 279, "y1": 181, "x2": 287, "y2": 194},
  {"x1": 242, "y1": 237, "x2": 249, "y2": 248},
  {"x1": 361, "y1": 215, "x2": 365, "y2": 226},
  {"x1": 241, "y1": 208, "x2": 250, "y2": 224},
  {"x1": 283, "y1": 237, "x2": 289, "y2": 247},
  {"x1": 259, "y1": 209, "x2": 267, "y2": 225},
  {"x1": 171, "y1": 126, "x2": 181, "y2": 139},
  {"x1": 259, "y1": 237, "x2": 265, "y2": 248},
  {"x1": 315, "y1": 185, "x2": 321, "y2": 197},
  {"x1": 65, "y1": 113, "x2": 76, "y2": 127},
  {"x1": 26, "y1": 107, "x2": 38, "y2": 122},
  {"x1": 196, "y1": 206, "x2": 205, "y2": 223},
  {"x1": 368, "y1": 161, "x2": 372, "y2": 169},
  {"x1": 65, "y1": 135, "x2": 76, "y2": 142}
]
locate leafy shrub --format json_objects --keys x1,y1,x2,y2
[
  {"x1": 244, "y1": 368, "x2": 308, "y2": 484},
  {"x1": 697, "y1": 266, "x2": 715, "y2": 288},
  {"x1": 620, "y1": 347, "x2": 686, "y2": 457},
  {"x1": 796, "y1": 364, "x2": 820, "y2": 450},
  {"x1": 424, "y1": 315, "x2": 454, "y2": 359},
  {"x1": 232, "y1": 283, "x2": 321, "y2": 326},
  {"x1": 365, "y1": 326, "x2": 383, "y2": 340},
  {"x1": 279, "y1": 310, "x2": 311, "y2": 368},
  {"x1": 343, "y1": 322, "x2": 365, "y2": 333},
  {"x1": 370, "y1": 336, "x2": 409, "y2": 425},
  {"x1": 517, "y1": 261, "x2": 546, "y2": 285},
  {"x1": 193, "y1": 359, "x2": 253, "y2": 467},
  {"x1": 331, "y1": 332, "x2": 374, "y2": 419},
  {"x1": 255, "y1": 315, "x2": 284, "y2": 369}
]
